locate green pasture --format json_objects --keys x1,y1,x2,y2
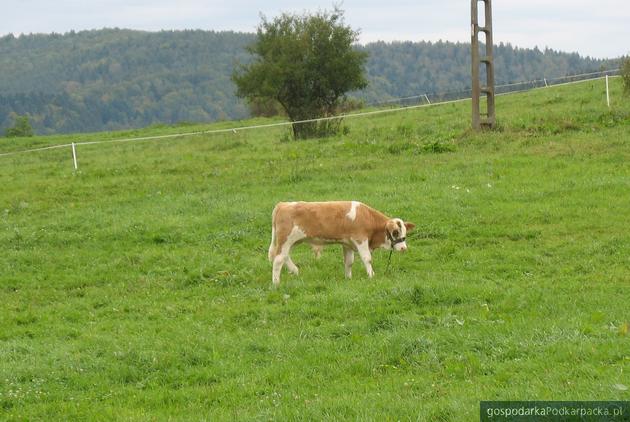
[{"x1": 1, "y1": 78, "x2": 629, "y2": 420}]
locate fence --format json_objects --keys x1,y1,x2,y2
[{"x1": 0, "y1": 68, "x2": 621, "y2": 165}]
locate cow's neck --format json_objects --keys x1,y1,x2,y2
[{"x1": 367, "y1": 211, "x2": 389, "y2": 251}]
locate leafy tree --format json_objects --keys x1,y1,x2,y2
[
  {"x1": 232, "y1": 8, "x2": 368, "y2": 139},
  {"x1": 247, "y1": 97, "x2": 285, "y2": 118},
  {"x1": 5, "y1": 115, "x2": 34, "y2": 137}
]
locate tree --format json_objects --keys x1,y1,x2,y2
[
  {"x1": 232, "y1": 7, "x2": 368, "y2": 139},
  {"x1": 247, "y1": 97, "x2": 286, "y2": 118},
  {"x1": 5, "y1": 115, "x2": 34, "y2": 137}
]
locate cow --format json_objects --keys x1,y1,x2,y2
[{"x1": 268, "y1": 201, "x2": 415, "y2": 285}]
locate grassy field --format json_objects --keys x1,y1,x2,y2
[{"x1": 1, "y1": 78, "x2": 629, "y2": 420}]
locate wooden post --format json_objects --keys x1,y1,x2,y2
[
  {"x1": 484, "y1": 0, "x2": 496, "y2": 127},
  {"x1": 471, "y1": 0, "x2": 480, "y2": 130},
  {"x1": 471, "y1": 0, "x2": 496, "y2": 130}
]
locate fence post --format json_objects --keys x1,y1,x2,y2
[
  {"x1": 71, "y1": 142, "x2": 78, "y2": 170},
  {"x1": 544, "y1": 78, "x2": 548, "y2": 88},
  {"x1": 606, "y1": 75, "x2": 610, "y2": 108}
]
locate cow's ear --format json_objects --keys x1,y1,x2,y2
[{"x1": 404, "y1": 222, "x2": 416, "y2": 231}]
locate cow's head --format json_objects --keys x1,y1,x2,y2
[{"x1": 385, "y1": 218, "x2": 415, "y2": 251}]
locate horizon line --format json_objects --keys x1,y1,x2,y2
[{"x1": 0, "y1": 28, "x2": 622, "y2": 60}]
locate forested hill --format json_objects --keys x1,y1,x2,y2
[
  {"x1": 0, "y1": 29, "x2": 616, "y2": 135},
  {"x1": 0, "y1": 29, "x2": 254, "y2": 134},
  {"x1": 358, "y1": 42, "x2": 615, "y2": 103}
]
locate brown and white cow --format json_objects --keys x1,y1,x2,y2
[{"x1": 268, "y1": 201, "x2": 415, "y2": 285}]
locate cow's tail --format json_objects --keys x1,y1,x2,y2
[{"x1": 268, "y1": 204, "x2": 280, "y2": 262}]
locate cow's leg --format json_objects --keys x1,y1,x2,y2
[
  {"x1": 272, "y1": 225, "x2": 306, "y2": 286},
  {"x1": 272, "y1": 254, "x2": 285, "y2": 286},
  {"x1": 311, "y1": 244, "x2": 323, "y2": 259},
  {"x1": 272, "y1": 225, "x2": 290, "y2": 286},
  {"x1": 354, "y1": 239, "x2": 374, "y2": 278},
  {"x1": 343, "y1": 246, "x2": 354, "y2": 279},
  {"x1": 269, "y1": 205, "x2": 278, "y2": 262},
  {"x1": 285, "y1": 256, "x2": 299, "y2": 275},
  {"x1": 268, "y1": 225, "x2": 277, "y2": 262}
]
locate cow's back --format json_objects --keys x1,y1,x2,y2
[{"x1": 273, "y1": 201, "x2": 386, "y2": 241}]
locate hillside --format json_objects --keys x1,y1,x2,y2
[
  {"x1": 1, "y1": 78, "x2": 629, "y2": 419},
  {"x1": 0, "y1": 29, "x2": 618, "y2": 135},
  {"x1": 0, "y1": 29, "x2": 254, "y2": 134}
]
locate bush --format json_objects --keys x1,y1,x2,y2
[
  {"x1": 248, "y1": 97, "x2": 285, "y2": 118},
  {"x1": 232, "y1": 7, "x2": 368, "y2": 139},
  {"x1": 5, "y1": 115, "x2": 34, "y2": 137}
]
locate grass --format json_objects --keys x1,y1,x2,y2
[{"x1": 1, "y1": 78, "x2": 629, "y2": 420}]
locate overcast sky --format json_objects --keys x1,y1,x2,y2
[{"x1": 3, "y1": 0, "x2": 629, "y2": 59}]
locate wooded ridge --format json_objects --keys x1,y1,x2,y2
[{"x1": 0, "y1": 29, "x2": 617, "y2": 135}]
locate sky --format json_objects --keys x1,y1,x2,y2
[{"x1": 3, "y1": 0, "x2": 629, "y2": 59}]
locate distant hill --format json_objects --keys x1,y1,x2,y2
[
  {"x1": 357, "y1": 41, "x2": 616, "y2": 103},
  {"x1": 0, "y1": 29, "x2": 617, "y2": 135}
]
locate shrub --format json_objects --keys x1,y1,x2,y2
[
  {"x1": 232, "y1": 7, "x2": 368, "y2": 139},
  {"x1": 5, "y1": 115, "x2": 34, "y2": 138}
]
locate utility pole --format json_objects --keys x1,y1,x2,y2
[{"x1": 471, "y1": 0, "x2": 496, "y2": 130}]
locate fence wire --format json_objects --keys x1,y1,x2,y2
[{"x1": 367, "y1": 69, "x2": 620, "y2": 108}]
